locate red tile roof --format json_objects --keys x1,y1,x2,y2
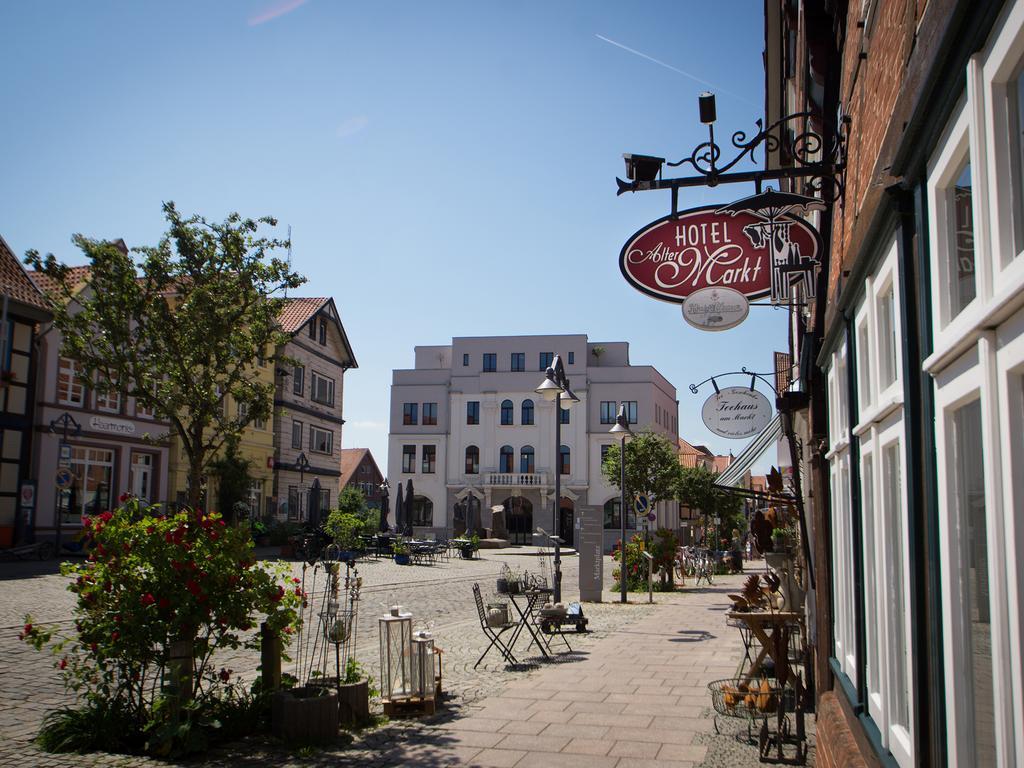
[
  {"x1": 277, "y1": 297, "x2": 328, "y2": 333},
  {"x1": 28, "y1": 265, "x2": 92, "y2": 298},
  {"x1": 0, "y1": 236, "x2": 52, "y2": 314},
  {"x1": 338, "y1": 448, "x2": 382, "y2": 488}
]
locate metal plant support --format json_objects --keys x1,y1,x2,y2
[{"x1": 294, "y1": 544, "x2": 362, "y2": 692}]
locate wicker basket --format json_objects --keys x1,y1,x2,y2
[{"x1": 707, "y1": 678, "x2": 789, "y2": 720}]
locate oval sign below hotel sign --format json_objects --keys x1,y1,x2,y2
[
  {"x1": 701, "y1": 386, "x2": 773, "y2": 439},
  {"x1": 682, "y1": 286, "x2": 750, "y2": 332},
  {"x1": 619, "y1": 205, "x2": 822, "y2": 303}
]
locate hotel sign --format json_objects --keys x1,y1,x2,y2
[
  {"x1": 701, "y1": 386, "x2": 773, "y2": 439},
  {"x1": 619, "y1": 205, "x2": 822, "y2": 303},
  {"x1": 89, "y1": 415, "x2": 136, "y2": 435}
]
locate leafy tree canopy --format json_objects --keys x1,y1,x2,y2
[
  {"x1": 601, "y1": 430, "x2": 681, "y2": 503},
  {"x1": 676, "y1": 464, "x2": 745, "y2": 534},
  {"x1": 26, "y1": 202, "x2": 304, "y2": 507}
]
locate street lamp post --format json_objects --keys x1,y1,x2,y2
[
  {"x1": 295, "y1": 452, "x2": 311, "y2": 521},
  {"x1": 379, "y1": 479, "x2": 390, "y2": 532},
  {"x1": 535, "y1": 354, "x2": 579, "y2": 604},
  {"x1": 609, "y1": 404, "x2": 633, "y2": 604}
]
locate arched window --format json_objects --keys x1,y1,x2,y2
[
  {"x1": 501, "y1": 399, "x2": 514, "y2": 425},
  {"x1": 603, "y1": 498, "x2": 620, "y2": 529},
  {"x1": 411, "y1": 496, "x2": 433, "y2": 527},
  {"x1": 603, "y1": 498, "x2": 637, "y2": 530},
  {"x1": 559, "y1": 445, "x2": 570, "y2": 475},
  {"x1": 521, "y1": 399, "x2": 535, "y2": 425},
  {"x1": 520, "y1": 445, "x2": 535, "y2": 474},
  {"x1": 465, "y1": 445, "x2": 479, "y2": 474},
  {"x1": 499, "y1": 445, "x2": 514, "y2": 473}
]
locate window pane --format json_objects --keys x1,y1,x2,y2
[
  {"x1": 883, "y1": 443, "x2": 909, "y2": 730},
  {"x1": 521, "y1": 399, "x2": 534, "y2": 425},
  {"x1": 511, "y1": 353, "x2": 525, "y2": 372},
  {"x1": 862, "y1": 454, "x2": 880, "y2": 701},
  {"x1": 878, "y1": 287, "x2": 897, "y2": 389},
  {"x1": 857, "y1": 322, "x2": 872, "y2": 411},
  {"x1": 465, "y1": 446, "x2": 479, "y2": 474},
  {"x1": 403, "y1": 403, "x2": 418, "y2": 425},
  {"x1": 951, "y1": 399, "x2": 995, "y2": 765},
  {"x1": 949, "y1": 159, "x2": 976, "y2": 317},
  {"x1": 499, "y1": 446, "x2": 513, "y2": 473},
  {"x1": 423, "y1": 403, "x2": 437, "y2": 426},
  {"x1": 293, "y1": 366, "x2": 304, "y2": 396},
  {"x1": 467, "y1": 401, "x2": 479, "y2": 425},
  {"x1": 1011, "y1": 66, "x2": 1024, "y2": 256},
  {"x1": 501, "y1": 400, "x2": 513, "y2": 425},
  {"x1": 483, "y1": 353, "x2": 496, "y2": 372},
  {"x1": 402, "y1": 445, "x2": 415, "y2": 473},
  {"x1": 539, "y1": 352, "x2": 553, "y2": 370},
  {"x1": 421, "y1": 445, "x2": 435, "y2": 473}
]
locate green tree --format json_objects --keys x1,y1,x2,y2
[
  {"x1": 601, "y1": 429, "x2": 682, "y2": 504},
  {"x1": 209, "y1": 437, "x2": 252, "y2": 525},
  {"x1": 336, "y1": 486, "x2": 380, "y2": 532},
  {"x1": 675, "y1": 464, "x2": 745, "y2": 545},
  {"x1": 26, "y1": 203, "x2": 304, "y2": 508}
]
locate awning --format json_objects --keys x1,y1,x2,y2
[{"x1": 716, "y1": 414, "x2": 783, "y2": 487}]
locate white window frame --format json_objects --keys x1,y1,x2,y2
[
  {"x1": 311, "y1": 371, "x2": 335, "y2": 407},
  {"x1": 995, "y1": 305, "x2": 1024, "y2": 768},
  {"x1": 57, "y1": 357, "x2": 84, "y2": 407},
  {"x1": 825, "y1": 342, "x2": 856, "y2": 686},
  {"x1": 309, "y1": 425, "x2": 333, "y2": 455},
  {"x1": 94, "y1": 378, "x2": 120, "y2": 414},
  {"x1": 934, "y1": 339, "x2": 1012, "y2": 767}
]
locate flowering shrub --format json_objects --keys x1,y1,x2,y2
[
  {"x1": 611, "y1": 533, "x2": 649, "y2": 592},
  {"x1": 612, "y1": 529, "x2": 679, "y2": 592},
  {"x1": 21, "y1": 499, "x2": 301, "y2": 755}
]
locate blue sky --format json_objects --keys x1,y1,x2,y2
[{"x1": 1, "y1": 0, "x2": 781, "y2": 473}]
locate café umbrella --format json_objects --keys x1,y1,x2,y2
[
  {"x1": 404, "y1": 479, "x2": 414, "y2": 536},
  {"x1": 394, "y1": 482, "x2": 404, "y2": 536},
  {"x1": 379, "y1": 483, "x2": 390, "y2": 533}
]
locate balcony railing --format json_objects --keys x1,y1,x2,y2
[{"x1": 485, "y1": 472, "x2": 547, "y2": 487}]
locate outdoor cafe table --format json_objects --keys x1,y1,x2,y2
[
  {"x1": 726, "y1": 610, "x2": 803, "y2": 684},
  {"x1": 507, "y1": 588, "x2": 554, "y2": 659}
]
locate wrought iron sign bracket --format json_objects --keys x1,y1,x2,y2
[
  {"x1": 688, "y1": 368, "x2": 779, "y2": 397},
  {"x1": 617, "y1": 99, "x2": 850, "y2": 217}
]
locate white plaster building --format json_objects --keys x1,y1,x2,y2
[{"x1": 386, "y1": 334, "x2": 679, "y2": 551}]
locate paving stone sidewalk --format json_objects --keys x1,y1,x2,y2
[{"x1": 1, "y1": 556, "x2": 814, "y2": 767}]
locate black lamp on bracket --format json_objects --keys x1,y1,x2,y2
[
  {"x1": 698, "y1": 91, "x2": 717, "y2": 124},
  {"x1": 623, "y1": 153, "x2": 665, "y2": 183}
]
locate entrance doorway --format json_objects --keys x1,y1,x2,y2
[
  {"x1": 503, "y1": 497, "x2": 533, "y2": 545},
  {"x1": 558, "y1": 498, "x2": 574, "y2": 547}
]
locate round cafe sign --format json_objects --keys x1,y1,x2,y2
[
  {"x1": 682, "y1": 286, "x2": 749, "y2": 331},
  {"x1": 619, "y1": 204, "x2": 822, "y2": 303},
  {"x1": 701, "y1": 386, "x2": 773, "y2": 439}
]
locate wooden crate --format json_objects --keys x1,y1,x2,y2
[{"x1": 382, "y1": 695, "x2": 436, "y2": 717}]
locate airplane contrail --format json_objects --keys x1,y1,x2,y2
[{"x1": 595, "y1": 34, "x2": 759, "y2": 108}]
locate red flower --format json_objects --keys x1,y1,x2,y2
[
  {"x1": 292, "y1": 577, "x2": 301, "y2": 585},
  {"x1": 118, "y1": 492, "x2": 130, "y2": 503},
  {"x1": 269, "y1": 585, "x2": 285, "y2": 603},
  {"x1": 294, "y1": 587, "x2": 302, "y2": 596},
  {"x1": 140, "y1": 593, "x2": 155, "y2": 606},
  {"x1": 218, "y1": 667, "x2": 232, "y2": 683},
  {"x1": 209, "y1": 530, "x2": 219, "y2": 540},
  {"x1": 186, "y1": 579, "x2": 201, "y2": 596},
  {"x1": 82, "y1": 516, "x2": 92, "y2": 529},
  {"x1": 59, "y1": 657, "x2": 68, "y2": 670},
  {"x1": 164, "y1": 532, "x2": 174, "y2": 544},
  {"x1": 111, "y1": 630, "x2": 120, "y2": 642},
  {"x1": 99, "y1": 511, "x2": 113, "y2": 523},
  {"x1": 23, "y1": 622, "x2": 32, "y2": 634},
  {"x1": 146, "y1": 526, "x2": 155, "y2": 535}
]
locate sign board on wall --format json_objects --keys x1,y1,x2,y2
[
  {"x1": 682, "y1": 287, "x2": 750, "y2": 331},
  {"x1": 701, "y1": 386, "x2": 773, "y2": 439},
  {"x1": 619, "y1": 205, "x2": 822, "y2": 304},
  {"x1": 89, "y1": 415, "x2": 135, "y2": 435}
]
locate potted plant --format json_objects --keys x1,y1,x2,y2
[
  {"x1": 460, "y1": 534, "x2": 479, "y2": 559},
  {"x1": 251, "y1": 520, "x2": 270, "y2": 547},
  {"x1": 336, "y1": 657, "x2": 372, "y2": 726},
  {"x1": 392, "y1": 538, "x2": 411, "y2": 565},
  {"x1": 324, "y1": 510, "x2": 363, "y2": 561}
]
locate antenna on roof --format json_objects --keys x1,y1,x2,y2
[{"x1": 285, "y1": 225, "x2": 292, "y2": 298}]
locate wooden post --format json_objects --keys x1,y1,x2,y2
[{"x1": 261, "y1": 622, "x2": 281, "y2": 690}]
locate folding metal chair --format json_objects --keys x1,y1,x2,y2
[{"x1": 472, "y1": 583, "x2": 518, "y2": 668}]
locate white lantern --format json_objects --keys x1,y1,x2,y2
[
  {"x1": 379, "y1": 606, "x2": 413, "y2": 701},
  {"x1": 411, "y1": 631, "x2": 436, "y2": 701}
]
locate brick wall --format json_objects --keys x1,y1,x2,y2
[
  {"x1": 828, "y1": 0, "x2": 927, "y2": 304},
  {"x1": 816, "y1": 692, "x2": 870, "y2": 768}
]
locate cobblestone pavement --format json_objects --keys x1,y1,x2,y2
[{"x1": 0, "y1": 554, "x2": 814, "y2": 767}]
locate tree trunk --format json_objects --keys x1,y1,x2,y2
[{"x1": 187, "y1": 444, "x2": 205, "y2": 511}]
